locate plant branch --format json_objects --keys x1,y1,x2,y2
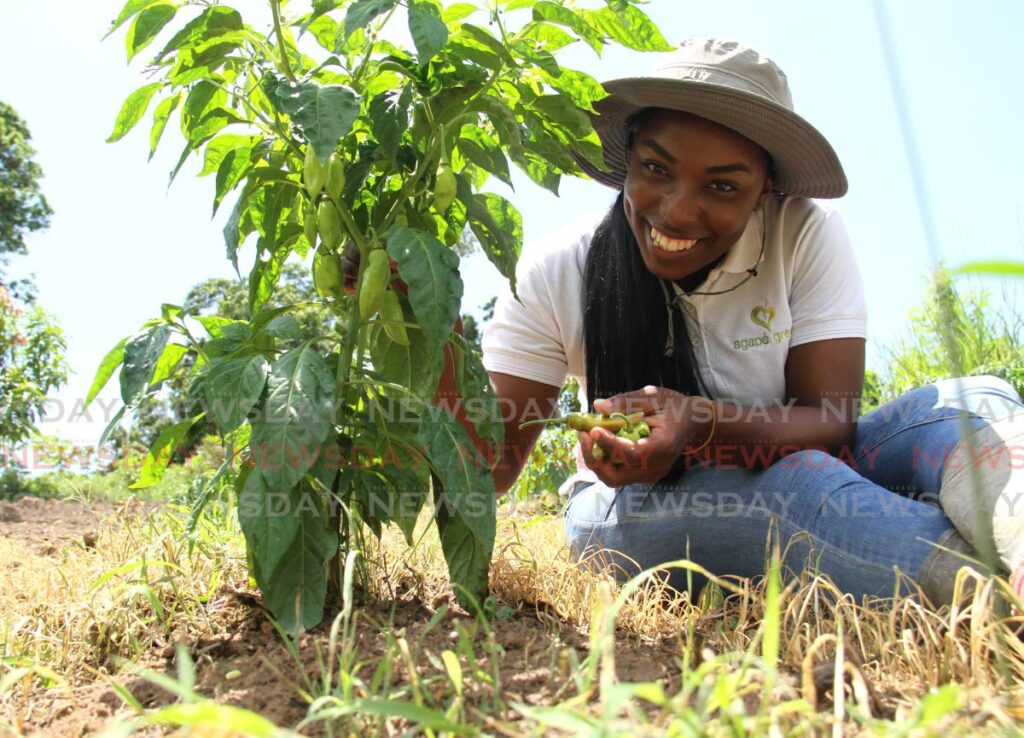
[{"x1": 269, "y1": 0, "x2": 297, "y2": 83}]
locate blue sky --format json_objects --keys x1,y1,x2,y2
[{"x1": 4, "y1": 0, "x2": 1023, "y2": 447}]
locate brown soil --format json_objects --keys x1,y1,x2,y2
[
  {"x1": 0, "y1": 495, "x2": 124, "y2": 556},
  {"x1": 0, "y1": 498, "x2": 682, "y2": 736}
]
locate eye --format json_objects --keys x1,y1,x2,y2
[
  {"x1": 708, "y1": 181, "x2": 738, "y2": 193},
  {"x1": 641, "y1": 160, "x2": 669, "y2": 176}
]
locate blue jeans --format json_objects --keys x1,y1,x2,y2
[{"x1": 563, "y1": 376, "x2": 1024, "y2": 600}]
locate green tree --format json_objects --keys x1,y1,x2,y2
[
  {"x1": 0, "y1": 102, "x2": 53, "y2": 275},
  {"x1": 0, "y1": 102, "x2": 67, "y2": 448},
  {"x1": 0, "y1": 285, "x2": 68, "y2": 447}
]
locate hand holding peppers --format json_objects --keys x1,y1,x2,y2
[
  {"x1": 579, "y1": 386, "x2": 716, "y2": 487},
  {"x1": 519, "y1": 411, "x2": 651, "y2": 462}
]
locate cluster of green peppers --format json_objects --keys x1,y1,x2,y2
[{"x1": 520, "y1": 411, "x2": 651, "y2": 461}]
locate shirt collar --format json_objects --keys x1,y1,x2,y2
[{"x1": 717, "y1": 209, "x2": 766, "y2": 275}]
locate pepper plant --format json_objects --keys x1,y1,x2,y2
[{"x1": 90, "y1": 0, "x2": 670, "y2": 630}]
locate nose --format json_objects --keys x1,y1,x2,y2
[{"x1": 659, "y1": 184, "x2": 702, "y2": 231}]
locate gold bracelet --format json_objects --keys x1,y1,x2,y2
[{"x1": 683, "y1": 398, "x2": 716, "y2": 456}]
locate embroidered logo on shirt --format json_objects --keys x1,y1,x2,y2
[
  {"x1": 733, "y1": 302, "x2": 790, "y2": 351},
  {"x1": 750, "y1": 303, "x2": 775, "y2": 332}
]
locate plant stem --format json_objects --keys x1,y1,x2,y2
[{"x1": 269, "y1": 0, "x2": 297, "y2": 83}]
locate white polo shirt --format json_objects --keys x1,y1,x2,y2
[{"x1": 482, "y1": 195, "x2": 867, "y2": 487}]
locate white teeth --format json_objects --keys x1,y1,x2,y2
[{"x1": 650, "y1": 227, "x2": 698, "y2": 252}]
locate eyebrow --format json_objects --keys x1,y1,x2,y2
[{"x1": 639, "y1": 140, "x2": 754, "y2": 175}]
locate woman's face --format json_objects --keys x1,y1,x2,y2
[{"x1": 622, "y1": 110, "x2": 773, "y2": 286}]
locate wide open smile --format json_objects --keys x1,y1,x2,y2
[{"x1": 650, "y1": 226, "x2": 702, "y2": 252}]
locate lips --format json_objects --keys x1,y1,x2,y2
[{"x1": 650, "y1": 226, "x2": 700, "y2": 252}]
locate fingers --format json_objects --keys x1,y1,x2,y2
[
  {"x1": 593, "y1": 385, "x2": 681, "y2": 416},
  {"x1": 580, "y1": 429, "x2": 666, "y2": 486}
]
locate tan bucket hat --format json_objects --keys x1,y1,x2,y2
[{"x1": 575, "y1": 37, "x2": 848, "y2": 199}]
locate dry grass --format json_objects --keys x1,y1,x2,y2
[{"x1": 2, "y1": 499, "x2": 1024, "y2": 735}]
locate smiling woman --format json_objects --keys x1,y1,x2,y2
[{"x1": 469, "y1": 37, "x2": 1024, "y2": 607}]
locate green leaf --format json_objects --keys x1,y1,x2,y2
[
  {"x1": 105, "y1": 0, "x2": 163, "y2": 38},
  {"x1": 521, "y1": 20, "x2": 577, "y2": 52},
  {"x1": 186, "y1": 107, "x2": 244, "y2": 148},
  {"x1": 149, "y1": 343, "x2": 188, "y2": 387},
  {"x1": 249, "y1": 344, "x2": 335, "y2": 492},
  {"x1": 367, "y1": 86, "x2": 412, "y2": 159},
  {"x1": 531, "y1": 93, "x2": 592, "y2": 137},
  {"x1": 107, "y1": 83, "x2": 163, "y2": 143},
  {"x1": 515, "y1": 149, "x2": 560, "y2": 194},
  {"x1": 154, "y1": 6, "x2": 243, "y2": 63},
  {"x1": 442, "y1": 3, "x2": 478, "y2": 23},
  {"x1": 120, "y1": 327, "x2": 171, "y2": 405},
  {"x1": 126, "y1": 2, "x2": 177, "y2": 61},
  {"x1": 378, "y1": 447, "x2": 428, "y2": 545},
  {"x1": 450, "y1": 334, "x2": 504, "y2": 449},
  {"x1": 369, "y1": 317, "x2": 444, "y2": 400},
  {"x1": 532, "y1": 1, "x2": 603, "y2": 54},
  {"x1": 236, "y1": 467, "x2": 290, "y2": 585},
  {"x1": 130, "y1": 416, "x2": 200, "y2": 488},
  {"x1": 447, "y1": 39, "x2": 503, "y2": 72},
  {"x1": 305, "y1": 14, "x2": 341, "y2": 53},
  {"x1": 457, "y1": 128, "x2": 512, "y2": 187},
  {"x1": 338, "y1": 697, "x2": 473, "y2": 733},
  {"x1": 952, "y1": 260, "x2": 1024, "y2": 278},
  {"x1": 418, "y1": 407, "x2": 495, "y2": 551},
  {"x1": 542, "y1": 67, "x2": 605, "y2": 112},
  {"x1": 98, "y1": 406, "x2": 127, "y2": 450},
  {"x1": 180, "y1": 80, "x2": 223, "y2": 139},
  {"x1": 343, "y1": 0, "x2": 400, "y2": 43},
  {"x1": 213, "y1": 140, "x2": 258, "y2": 215},
  {"x1": 169, "y1": 38, "x2": 244, "y2": 86},
  {"x1": 386, "y1": 226, "x2": 463, "y2": 355},
  {"x1": 205, "y1": 355, "x2": 270, "y2": 434},
  {"x1": 583, "y1": 5, "x2": 673, "y2": 52},
  {"x1": 200, "y1": 134, "x2": 258, "y2": 177},
  {"x1": 458, "y1": 23, "x2": 517, "y2": 67},
  {"x1": 149, "y1": 91, "x2": 182, "y2": 160},
  {"x1": 408, "y1": 1, "x2": 449, "y2": 65},
  {"x1": 262, "y1": 313, "x2": 303, "y2": 341},
  {"x1": 431, "y1": 474, "x2": 492, "y2": 612},
  {"x1": 85, "y1": 338, "x2": 128, "y2": 409},
  {"x1": 265, "y1": 507, "x2": 338, "y2": 632},
  {"x1": 268, "y1": 78, "x2": 360, "y2": 161},
  {"x1": 476, "y1": 95, "x2": 524, "y2": 158},
  {"x1": 223, "y1": 189, "x2": 248, "y2": 275},
  {"x1": 466, "y1": 193, "x2": 522, "y2": 294}
]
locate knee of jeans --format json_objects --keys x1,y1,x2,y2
[
  {"x1": 933, "y1": 375, "x2": 1023, "y2": 417},
  {"x1": 765, "y1": 448, "x2": 837, "y2": 476}
]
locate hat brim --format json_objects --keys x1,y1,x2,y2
[{"x1": 573, "y1": 77, "x2": 848, "y2": 199}]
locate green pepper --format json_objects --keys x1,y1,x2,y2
[
  {"x1": 326, "y1": 154, "x2": 346, "y2": 201},
  {"x1": 520, "y1": 411, "x2": 649, "y2": 461},
  {"x1": 520, "y1": 411, "x2": 644, "y2": 433},
  {"x1": 313, "y1": 249, "x2": 343, "y2": 296},
  {"x1": 379, "y1": 289, "x2": 410, "y2": 345},
  {"x1": 359, "y1": 249, "x2": 390, "y2": 320},
  {"x1": 432, "y1": 161, "x2": 457, "y2": 214},
  {"x1": 318, "y1": 200, "x2": 342, "y2": 251},
  {"x1": 304, "y1": 146, "x2": 327, "y2": 198},
  {"x1": 303, "y1": 202, "x2": 319, "y2": 248}
]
